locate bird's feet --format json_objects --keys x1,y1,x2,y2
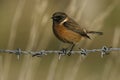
[
  {"x1": 59, "y1": 48, "x2": 72, "y2": 56},
  {"x1": 67, "y1": 50, "x2": 72, "y2": 56}
]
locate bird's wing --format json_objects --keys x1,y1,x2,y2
[{"x1": 64, "y1": 18, "x2": 91, "y2": 39}]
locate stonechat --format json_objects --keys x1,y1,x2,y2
[{"x1": 52, "y1": 12, "x2": 103, "y2": 55}]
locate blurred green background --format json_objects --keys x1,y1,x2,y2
[{"x1": 0, "y1": 0, "x2": 120, "y2": 80}]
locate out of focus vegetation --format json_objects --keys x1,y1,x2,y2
[{"x1": 0, "y1": 0, "x2": 120, "y2": 80}]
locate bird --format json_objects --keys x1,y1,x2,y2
[{"x1": 51, "y1": 12, "x2": 103, "y2": 55}]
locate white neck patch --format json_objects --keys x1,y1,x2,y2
[{"x1": 59, "y1": 18, "x2": 68, "y2": 25}]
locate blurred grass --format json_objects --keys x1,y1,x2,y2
[{"x1": 0, "y1": 0, "x2": 120, "y2": 80}]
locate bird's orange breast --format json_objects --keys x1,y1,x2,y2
[{"x1": 53, "y1": 24, "x2": 82, "y2": 44}]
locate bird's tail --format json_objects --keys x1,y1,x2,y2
[{"x1": 87, "y1": 31, "x2": 103, "y2": 35}]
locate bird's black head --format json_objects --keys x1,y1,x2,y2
[{"x1": 52, "y1": 12, "x2": 67, "y2": 23}]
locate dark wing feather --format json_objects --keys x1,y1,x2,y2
[{"x1": 64, "y1": 18, "x2": 91, "y2": 39}]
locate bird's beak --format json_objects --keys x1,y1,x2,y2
[{"x1": 51, "y1": 16, "x2": 53, "y2": 19}]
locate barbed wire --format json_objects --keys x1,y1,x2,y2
[{"x1": 0, "y1": 46, "x2": 120, "y2": 59}]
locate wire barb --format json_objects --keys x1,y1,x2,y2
[
  {"x1": 32, "y1": 50, "x2": 47, "y2": 57},
  {"x1": 80, "y1": 48, "x2": 88, "y2": 55},
  {"x1": 16, "y1": 48, "x2": 21, "y2": 60},
  {"x1": 101, "y1": 46, "x2": 110, "y2": 58}
]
